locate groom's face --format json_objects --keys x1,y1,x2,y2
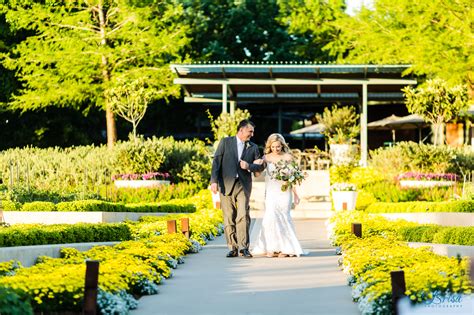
[{"x1": 238, "y1": 124, "x2": 254, "y2": 142}]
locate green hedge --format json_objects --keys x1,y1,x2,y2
[
  {"x1": 398, "y1": 225, "x2": 474, "y2": 245},
  {"x1": 0, "y1": 223, "x2": 132, "y2": 247},
  {"x1": 365, "y1": 200, "x2": 474, "y2": 213},
  {"x1": 1, "y1": 199, "x2": 196, "y2": 213}
]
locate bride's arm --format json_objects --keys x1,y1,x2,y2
[
  {"x1": 253, "y1": 155, "x2": 266, "y2": 178},
  {"x1": 292, "y1": 187, "x2": 300, "y2": 206}
]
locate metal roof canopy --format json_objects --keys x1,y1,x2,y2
[{"x1": 170, "y1": 63, "x2": 417, "y2": 166}]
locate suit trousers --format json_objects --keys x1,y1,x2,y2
[{"x1": 220, "y1": 178, "x2": 250, "y2": 250}]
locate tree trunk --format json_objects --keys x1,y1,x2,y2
[
  {"x1": 106, "y1": 103, "x2": 117, "y2": 148},
  {"x1": 99, "y1": 1, "x2": 117, "y2": 148}
]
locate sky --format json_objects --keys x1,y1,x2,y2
[{"x1": 345, "y1": 0, "x2": 374, "y2": 16}]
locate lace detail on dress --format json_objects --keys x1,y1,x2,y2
[{"x1": 251, "y1": 162, "x2": 305, "y2": 256}]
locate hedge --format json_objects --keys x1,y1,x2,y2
[
  {"x1": 365, "y1": 200, "x2": 474, "y2": 213},
  {"x1": 1, "y1": 199, "x2": 196, "y2": 213},
  {"x1": 0, "y1": 223, "x2": 132, "y2": 247},
  {"x1": 398, "y1": 226, "x2": 474, "y2": 246}
]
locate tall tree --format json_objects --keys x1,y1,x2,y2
[
  {"x1": 334, "y1": 0, "x2": 473, "y2": 89},
  {"x1": 277, "y1": 0, "x2": 348, "y2": 61},
  {"x1": 0, "y1": 0, "x2": 189, "y2": 147},
  {"x1": 181, "y1": 0, "x2": 304, "y2": 61},
  {"x1": 403, "y1": 79, "x2": 469, "y2": 145}
]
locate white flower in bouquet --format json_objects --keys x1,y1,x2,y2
[{"x1": 270, "y1": 159, "x2": 306, "y2": 191}]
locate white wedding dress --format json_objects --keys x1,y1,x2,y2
[{"x1": 251, "y1": 162, "x2": 306, "y2": 257}]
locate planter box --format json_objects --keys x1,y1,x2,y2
[
  {"x1": 399, "y1": 180, "x2": 455, "y2": 188},
  {"x1": 114, "y1": 179, "x2": 170, "y2": 188},
  {"x1": 332, "y1": 191, "x2": 358, "y2": 211}
]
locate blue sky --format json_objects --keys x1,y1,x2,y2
[{"x1": 345, "y1": 0, "x2": 374, "y2": 15}]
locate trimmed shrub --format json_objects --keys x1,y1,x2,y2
[
  {"x1": 365, "y1": 200, "x2": 474, "y2": 213},
  {"x1": 0, "y1": 223, "x2": 132, "y2": 247},
  {"x1": 22, "y1": 201, "x2": 56, "y2": 212}
]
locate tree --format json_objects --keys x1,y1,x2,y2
[
  {"x1": 315, "y1": 105, "x2": 359, "y2": 144},
  {"x1": 207, "y1": 108, "x2": 251, "y2": 142},
  {"x1": 0, "y1": 0, "x2": 189, "y2": 148},
  {"x1": 182, "y1": 0, "x2": 307, "y2": 62},
  {"x1": 403, "y1": 79, "x2": 469, "y2": 145},
  {"x1": 107, "y1": 78, "x2": 156, "y2": 139},
  {"x1": 334, "y1": 0, "x2": 473, "y2": 90},
  {"x1": 276, "y1": 0, "x2": 348, "y2": 60}
]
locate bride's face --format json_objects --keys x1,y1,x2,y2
[{"x1": 270, "y1": 141, "x2": 283, "y2": 154}]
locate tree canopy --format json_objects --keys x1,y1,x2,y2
[
  {"x1": 334, "y1": 0, "x2": 473, "y2": 88},
  {"x1": 1, "y1": 0, "x2": 189, "y2": 147}
]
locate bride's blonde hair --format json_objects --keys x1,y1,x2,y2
[{"x1": 264, "y1": 133, "x2": 290, "y2": 154}]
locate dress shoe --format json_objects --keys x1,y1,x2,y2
[
  {"x1": 226, "y1": 249, "x2": 238, "y2": 258},
  {"x1": 239, "y1": 249, "x2": 253, "y2": 258}
]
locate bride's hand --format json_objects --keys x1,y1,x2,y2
[
  {"x1": 293, "y1": 195, "x2": 300, "y2": 206},
  {"x1": 253, "y1": 158, "x2": 264, "y2": 165}
]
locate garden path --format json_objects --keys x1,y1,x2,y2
[{"x1": 131, "y1": 218, "x2": 360, "y2": 315}]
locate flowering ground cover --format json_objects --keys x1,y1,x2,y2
[
  {"x1": 0, "y1": 191, "x2": 223, "y2": 314},
  {"x1": 327, "y1": 211, "x2": 472, "y2": 315}
]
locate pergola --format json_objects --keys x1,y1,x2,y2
[{"x1": 170, "y1": 63, "x2": 417, "y2": 166}]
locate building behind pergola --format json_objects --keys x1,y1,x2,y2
[{"x1": 170, "y1": 62, "x2": 417, "y2": 166}]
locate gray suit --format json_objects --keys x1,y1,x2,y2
[{"x1": 210, "y1": 136, "x2": 264, "y2": 250}]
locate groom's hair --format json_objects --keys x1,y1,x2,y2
[{"x1": 237, "y1": 119, "x2": 255, "y2": 131}]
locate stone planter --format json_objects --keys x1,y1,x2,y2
[
  {"x1": 114, "y1": 179, "x2": 170, "y2": 188},
  {"x1": 399, "y1": 180, "x2": 455, "y2": 188},
  {"x1": 331, "y1": 190, "x2": 358, "y2": 211}
]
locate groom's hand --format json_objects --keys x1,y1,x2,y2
[
  {"x1": 239, "y1": 160, "x2": 249, "y2": 170},
  {"x1": 210, "y1": 183, "x2": 218, "y2": 194}
]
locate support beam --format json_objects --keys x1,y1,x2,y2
[
  {"x1": 174, "y1": 77, "x2": 417, "y2": 86},
  {"x1": 360, "y1": 84, "x2": 368, "y2": 167},
  {"x1": 278, "y1": 105, "x2": 282, "y2": 133},
  {"x1": 230, "y1": 101, "x2": 236, "y2": 115},
  {"x1": 222, "y1": 84, "x2": 228, "y2": 114}
]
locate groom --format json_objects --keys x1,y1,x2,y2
[{"x1": 210, "y1": 119, "x2": 265, "y2": 258}]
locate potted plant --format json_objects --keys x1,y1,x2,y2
[
  {"x1": 315, "y1": 106, "x2": 360, "y2": 165},
  {"x1": 330, "y1": 182, "x2": 357, "y2": 211}
]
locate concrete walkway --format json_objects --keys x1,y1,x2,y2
[{"x1": 131, "y1": 218, "x2": 360, "y2": 315}]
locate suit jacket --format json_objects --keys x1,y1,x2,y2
[{"x1": 210, "y1": 136, "x2": 264, "y2": 196}]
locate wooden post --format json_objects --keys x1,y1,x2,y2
[
  {"x1": 0, "y1": 200, "x2": 4, "y2": 223},
  {"x1": 351, "y1": 223, "x2": 362, "y2": 238},
  {"x1": 83, "y1": 260, "x2": 99, "y2": 315},
  {"x1": 167, "y1": 220, "x2": 177, "y2": 234},
  {"x1": 390, "y1": 270, "x2": 406, "y2": 315},
  {"x1": 470, "y1": 257, "x2": 474, "y2": 284},
  {"x1": 181, "y1": 218, "x2": 190, "y2": 238}
]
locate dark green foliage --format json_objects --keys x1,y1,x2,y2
[
  {"x1": 0, "y1": 286, "x2": 33, "y2": 315},
  {"x1": 366, "y1": 200, "x2": 474, "y2": 213},
  {"x1": 399, "y1": 225, "x2": 474, "y2": 246},
  {"x1": 0, "y1": 223, "x2": 132, "y2": 247}
]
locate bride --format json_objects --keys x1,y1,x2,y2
[{"x1": 251, "y1": 133, "x2": 306, "y2": 258}]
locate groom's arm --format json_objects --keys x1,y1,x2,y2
[
  {"x1": 210, "y1": 138, "x2": 225, "y2": 185},
  {"x1": 248, "y1": 146, "x2": 265, "y2": 173}
]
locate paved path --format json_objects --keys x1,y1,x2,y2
[{"x1": 131, "y1": 219, "x2": 360, "y2": 315}]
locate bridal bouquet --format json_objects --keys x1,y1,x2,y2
[{"x1": 270, "y1": 159, "x2": 306, "y2": 192}]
